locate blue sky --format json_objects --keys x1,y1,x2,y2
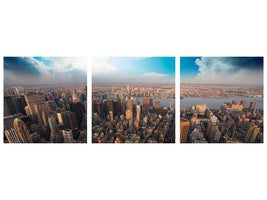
[
  {"x1": 180, "y1": 57, "x2": 201, "y2": 81},
  {"x1": 180, "y1": 57, "x2": 263, "y2": 85},
  {"x1": 92, "y1": 57, "x2": 175, "y2": 84},
  {"x1": 4, "y1": 57, "x2": 87, "y2": 86}
]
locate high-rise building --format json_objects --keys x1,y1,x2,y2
[
  {"x1": 180, "y1": 118, "x2": 189, "y2": 143},
  {"x1": 70, "y1": 102, "x2": 83, "y2": 127},
  {"x1": 106, "y1": 100, "x2": 114, "y2": 114},
  {"x1": 24, "y1": 93, "x2": 48, "y2": 123},
  {"x1": 48, "y1": 116, "x2": 64, "y2": 143},
  {"x1": 57, "y1": 111, "x2": 78, "y2": 130},
  {"x1": 62, "y1": 130, "x2": 75, "y2": 143},
  {"x1": 113, "y1": 100, "x2": 121, "y2": 115},
  {"x1": 249, "y1": 102, "x2": 256, "y2": 109},
  {"x1": 143, "y1": 97, "x2": 150, "y2": 112},
  {"x1": 109, "y1": 111, "x2": 113, "y2": 121},
  {"x1": 136, "y1": 105, "x2": 141, "y2": 122},
  {"x1": 154, "y1": 100, "x2": 161, "y2": 109},
  {"x1": 4, "y1": 128, "x2": 21, "y2": 143},
  {"x1": 244, "y1": 125, "x2": 260, "y2": 143},
  {"x1": 126, "y1": 109, "x2": 133, "y2": 120},
  {"x1": 13, "y1": 118, "x2": 33, "y2": 143},
  {"x1": 72, "y1": 88, "x2": 81, "y2": 102},
  {"x1": 149, "y1": 98, "x2": 153, "y2": 109},
  {"x1": 127, "y1": 99, "x2": 133, "y2": 111},
  {"x1": 4, "y1": 96, "x2": 19, "y2": 115}
]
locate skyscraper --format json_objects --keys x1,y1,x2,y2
[
  {"x1": 244, "y1": 125, "x2": 260, "y2": 143},
  {"x1": 136, "y1": 105, "x2": 141, "y2": 122},
  {"x1": 143, "y1": 97, "x2": 150, "y2": 112},
  {"x1": 127, "y1": 99, "x2": 133, "y2": 111},
  {"x1": 62, "y1": 130, "x2": 75, "y2": 143},
  {"x1": 13, "y1": 118, "x2": 33, "y2": 143},
  {"x1": 106, "y1": 100, "x2": 114, "y2": 114},
  {"x1": 180, "y1": 118, "x2": 189, "y2": 143},
  {"x1": 24, "y1": 93, "x2": 48, "y2": 123},
  {"x1": 72, "y1": 88, "x2": 81, "y2": 102},
  {"x1": 154, "y1": 100, "x2": 161, "y2": 109},
  {"x1": 48, "y1": 116, "x2": 64, "y2": 143},
  {"x1": 70, "y1": 102, "x2": 83, "y2": 127},
  {"x1": 126, "y1": 109, "x2": 133, "y2": 120}
]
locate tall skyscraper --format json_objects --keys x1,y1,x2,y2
[
  {"x1": 48, "y1": 116, "x2": 64, "y2": 143},
  {"x1": 24, "y1": 93, "x2": 48, "y2": 123},
  {"x1": 143, "y1": 97, "x2": 150, "y2": 112},
  {"x1": 127, "y1": 99, "x2": 133, "y2": 111},
  {"x1": 136, "y1": 105, "x2": 141, "y2": 122},
  {"x1": 72, "y1": 88, "x2": 81, "y2": 102},
  {"x1": 180, "y1": 118, "x2": 189, "y2": 143},
  {"x1": 109, "y1": 111, "x2": 113, "y2": 121},
  {"x1": 13, "y1": 118, "x2": 33, "y2": 143},
  {"x1": 57, "y1": 111, "x2": 78, "y2": 130},
  {"x1": 126, "y1": 109, "x2": 133, "y2": 120},
  {"x1": 154, "y1": 100, "x2": 161, "y2": 109},
  {"x1": 62, "y1": 130, "x2": 75, "y2": 143},
  {"x1": 70, "y1": 102, "x2": 83, "y2": 127},
  {"x1": 244, "y1": 125, "x2": 260, "y2": 143},
  {"x1": 106, "y1": 100, "x2": 114, "y2": 114}
]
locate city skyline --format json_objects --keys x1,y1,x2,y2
[
  {"x1": 4, "y1": 57, "x2": 87, "y2": 143},
  {"x1": 181, "y1": 57, "x2": 263, "y2": 85},
  {"x1": 92, "y1": 57, "x2": 175, "y2": 84},
  {"x1": 4, "y1": 57, "x2": 87, "y2": 86}
]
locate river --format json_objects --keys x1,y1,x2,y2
[{"x1": 180, "y1": 97, "x2": 263, "y2": 110}]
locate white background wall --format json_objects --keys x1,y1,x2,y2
[{"x1": 0, "y1": 0, "x2": 266, "y2": 200}]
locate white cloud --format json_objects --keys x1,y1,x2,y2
[
  {"x1": 4, "y1": 57, "x2": 87, "y2": 86},
  {"x1": 43, "y1": 57, "x2": 87, "y2": 72},
  {"x1": 140, "y1": 72, "x2": 168, "y2": 78},
  {"x1": 92, "y1": 57, "x2": 117, "y2": 76},
  {"x1": 192, "y1": 57, "x2": 263, "y2": 85}
]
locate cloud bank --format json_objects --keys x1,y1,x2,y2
[
  {"x1": 192, "y1": 57, "x2": 263, "y2": 85},
  {"x1": 4, "y1": 57, "x2": 87, "y2": 86}
]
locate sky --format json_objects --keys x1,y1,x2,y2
[
  {"x1": 180, "y1": 57, "x2": 263, "y2": 85},
  {"x1": 92, "y1": 57, "x2": 175, "y2": 84},
  {"x1": 4, "y1": 57, "x2": 87, "y2": 86}
]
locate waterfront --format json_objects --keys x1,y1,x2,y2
[
  {"x1": 180, "y1": 97, "x2": 263, "y2": 110},
  {"x1": 107, "y1": 95, "x2": 175, "y2": 108}
]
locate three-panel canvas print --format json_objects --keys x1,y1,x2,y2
[{"x1": 3, "y1": 56, "x2": 264, "y2": 143}]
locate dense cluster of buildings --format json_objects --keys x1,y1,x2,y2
[
  {"x1": 181, "y1": 84, "x2": 263, "y2": 98},
  {"x1": 92, "y1": 85, "x2": 175, "y2": 143},
  {"x1": 180, "y1": 100, "x2": 263, "y2": 143},
  {"x1": 4, "y1": 86, "x2": 87, "y2": 143}
]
